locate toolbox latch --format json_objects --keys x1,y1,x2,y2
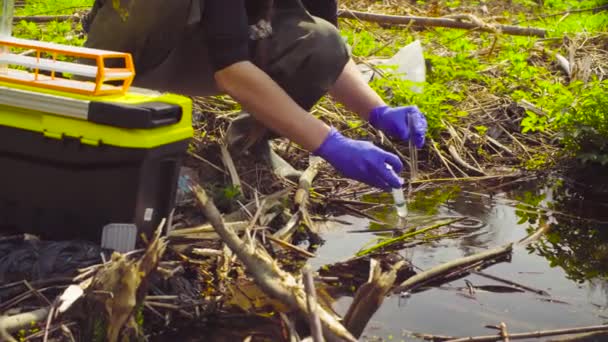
[{"x1": 87, "y1": 101, "x2": 183, "y2": 129}]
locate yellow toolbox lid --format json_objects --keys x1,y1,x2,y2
[{"x1": 0, "y1": 37, "x2": 193, "y2": 149}]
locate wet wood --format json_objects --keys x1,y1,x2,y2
[
  {"x1": 443, "y1": 324, "x2": 608, "y2": 342},
  {"x1": 394, "y1": 243, "x2": 513, "y2": 294},
  {"x1": 470, "y1": 270, "x2": 549, "y2": 296},
  {"x1": 343, "y1": 259, "x2": 404, "y2": 339},
  {"x1": 356, "y1": 218, "x2": 466, "y2": 257}
]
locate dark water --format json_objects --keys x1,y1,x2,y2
[{"x1": 309, "y1": 176, "x2": 608, "y2": 341}]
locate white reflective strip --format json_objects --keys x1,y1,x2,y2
[{"x1": 0, "y1": 85, "x2": 90, "y2": 119}]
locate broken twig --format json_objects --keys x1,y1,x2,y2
[{"x1": 303, "y1": 266, "x2": 324, "y2": 342}]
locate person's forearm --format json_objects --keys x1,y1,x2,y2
[
  {"x1": 329, "y1": 58, "x2": 386, "y2": 120},
  {"x1": 215, "y1": 61, "x2": 330, "y2": 152}
]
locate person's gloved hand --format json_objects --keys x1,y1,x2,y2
[
  {"x1": 314, "y1": 127, "x2": 403, "y2": 190},
  {"x1": 369, "y1": 105, "x2": 428, "y2": 148}
]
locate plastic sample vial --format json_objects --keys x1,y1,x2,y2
[
  {"x1": 385, "y1": 164, "x2": 408, "y2": 218},
  {"x1": 392, "y1": 187, "x2": 408, "y2": 218}
]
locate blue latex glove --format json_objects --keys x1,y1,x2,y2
[
  {"x1": 369, "y1": 105, "x2": 428, "y2": 148},
  {"x1": 314, "y1": 127, "x2": 404, "y2": 190}
]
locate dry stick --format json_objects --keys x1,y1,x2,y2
[
  {"x1": 470, "y1": 270, "x2": 549, "y2": 296},
  {"x1": 42, "y1": 304, "x2": 55, "y2": 342},
  {"x1": 338, "y1": 10, "x2": 546, "y2": 37},
  {"x1": 169, "y1": 221, "x2": 249, "y2": 237},
  {"x1": 189, "y1": 183, "x2": 356, "y2": 342},
  {"x1": 22, "y1": 280, "x2": 52, "y2": 306},
  {"x1": 220, "y1": 144, "x2": 242, "y2": 190},
  {"x1": 296, "y1": 156, "x2": 324, "y2": 234},
  {"x1": 430, "y1": 138, "x2": 457, "y2": 178},
  {"x1": 447, "y1": 142, "x2": 487, "y2": 176},
  {"x1": 13, "y1": 15, "x2": 74, "y2": 23},
  {"x1": 498, "y1": 124, "x2": 531, "y2": 159},
  {"x1": 513, "y1": 4, "x2": 608, "y2": 24},
  {"x1": 188, "y1": 151, "x2": 256, "y2": 194},
  {"x1": 460, "y1": 126, "x2": 514, "y2": 156},
  {"x1": 266, "y1": 234, "x2": 316, "y2": 258},
  {"x1": 393, "y1": 243, "x2": 513, "y2": 294},
  {"x1": 500, "y1": 322, "x2": 509, "y2": 342},
  {"x1": 447, "y1": 144, "x2": 486, "y2": 176},
  {"x1": 547, "y1": 331, "x2": 608, "y2": 342},
  {"x1": 273, "y1": 210, "x2": 301, "y2": 241},
  {"x1": 518, "y1": 222, "x2": 552, "y2": 246},
  {"x1": 303, "y1": 266, "x2": 324, "y2": 342},
  {"x1": 0, "y1": 307, "x2": 50, "y2": 334},
  {"x1": 295, "y1": 157, "x2": 324, "y2": 208},
  {"x1": 444, "y1": 325, "x2": 608, "y2": 342}
]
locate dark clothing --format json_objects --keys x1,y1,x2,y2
[
  {"x1": 83, "y1": 0, "x2": 349, "y2": 110},
  {"x1": 204, "y1": 0, "x2": 338, "y2": 71}
]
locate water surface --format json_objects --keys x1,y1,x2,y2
[{"x1": 309, "y1": 178, "x2": 608, "y2": 341}]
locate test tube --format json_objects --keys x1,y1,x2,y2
[
  {"x1": 408, "y1": 113, "x2": 419, "y2": 181},
  {"x1": 392, "y1": 186, "x2": 408, "y2": 218},
  {"x1": 0, "y1": 0, "x2": 14, "y2": 74},
  {"x1": 385, "y1": 164, "x2": 408, "y2": 218}
]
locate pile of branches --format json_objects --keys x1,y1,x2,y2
[
  {"x1": 5, "y1": 181, "x2": 605, "y2": 342},
  {"x1": 0, "y1": 161, "x2": 525, "y2": 342}
]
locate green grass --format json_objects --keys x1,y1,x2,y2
[
  {"x1": 340, "y1": 0, "x2": 608, "y2": 167},
  {"x1": 14, "y1": 0, "x2": 93, "y2": 16}
]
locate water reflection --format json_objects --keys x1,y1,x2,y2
[
  {"x1": 312, "y1": 174, "x2": 608, "y2": 340},
  {"x1": 521, "y1": 177, "x2": 608, "y2": 286}
]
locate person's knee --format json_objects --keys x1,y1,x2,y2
[{"x1": 303, "y1": 17, "x2": 350, "y2": 81}]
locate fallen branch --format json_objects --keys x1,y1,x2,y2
[
  {"x1": 547, "y1": 331, "x2": 608, "y2": 341},
  {"x1": 13, "y1": 15, "x2": 75, "y2": 23},
  {"x1": 190, "y1": 182, "x2": 356, "y2": 342},
  {"x1": 393, "y1": 243, "x2": 513, "y2": 294},
  {"x1": 356, "y1": 218, "x2": 465, "y2": 257},
  {"x1": 444, "y1": 324, "x2": 608, "y2": 342},
  {"x1": 337, "y1": 10, "x2": 546, "y2": 37}
]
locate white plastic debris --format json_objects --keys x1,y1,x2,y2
[
  {"x1": 356, "y1": 40, "x2": 427, "y2": 93},
  {"x1": 384, "y1": 39, "x2": 426, "y2": 93}
]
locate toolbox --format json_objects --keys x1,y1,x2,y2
[{"x1": 0, "y1": 36, "x2": 194, "y2": 244}]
